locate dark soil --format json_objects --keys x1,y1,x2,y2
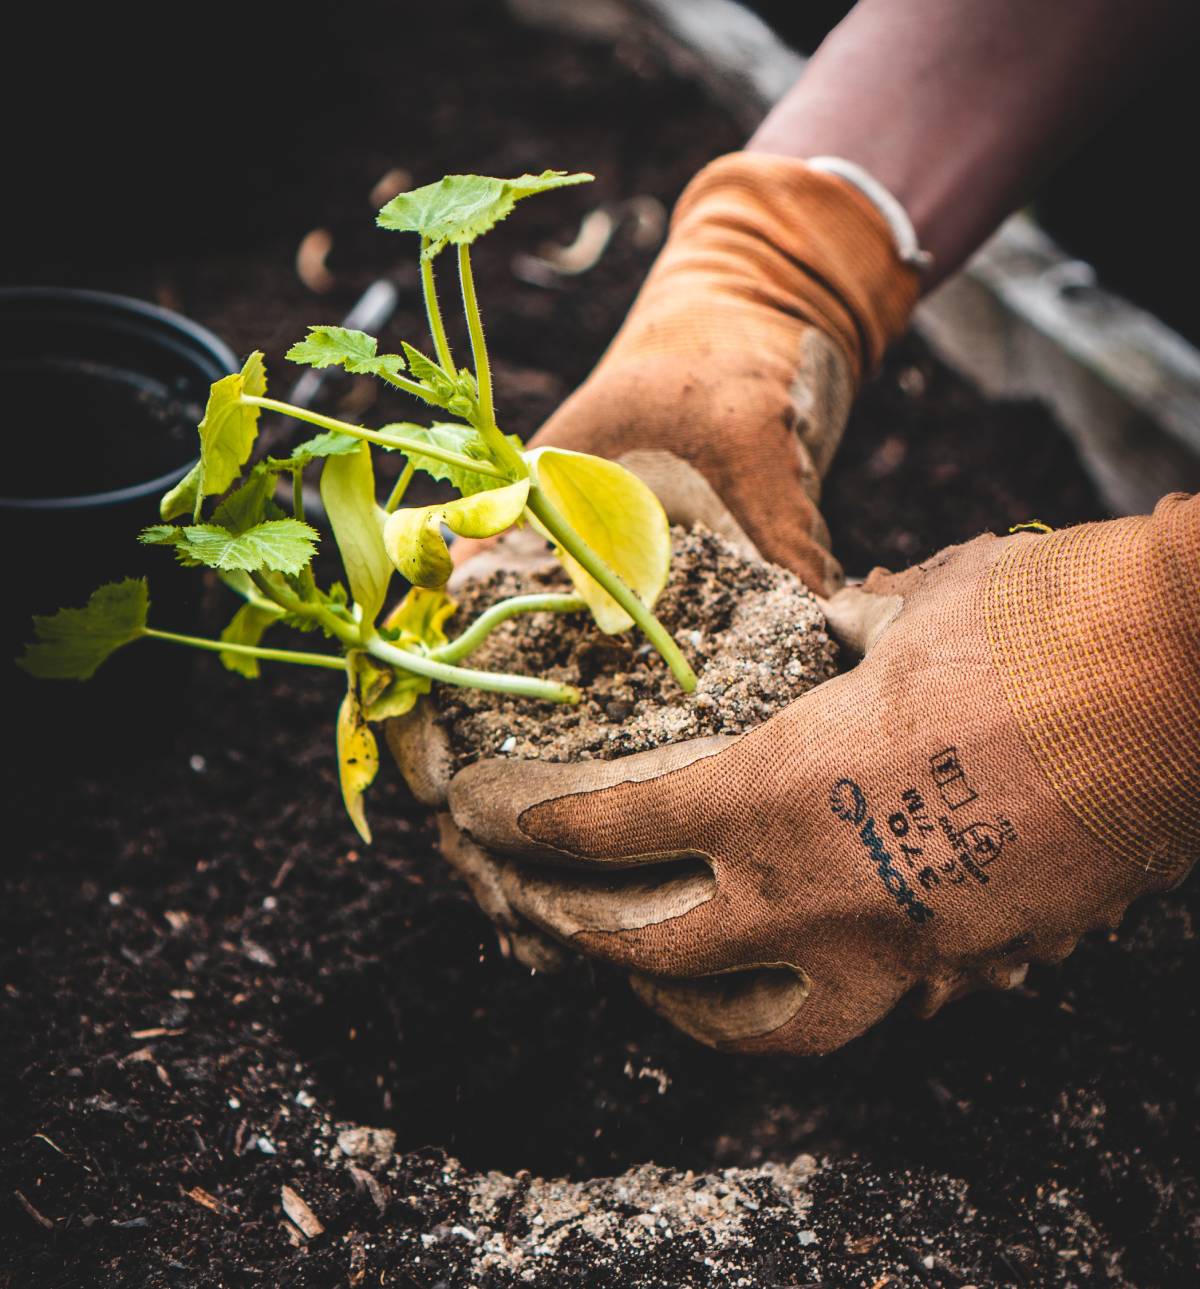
[
  {"x1": 3, "y1": 4, "x2": 1195, "y2": 1287},
  {"x1": 438, "y1": 524, "x2": 837, "y2": 769}
]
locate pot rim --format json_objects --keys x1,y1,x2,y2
[{"x1": 0, "y1": 286, "x2": 236, "y2": 511}]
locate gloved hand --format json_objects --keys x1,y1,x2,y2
[
  {"x1": 457, "y1": 151, "x2": 919, "y2": 596},
  {"x1": 442, "y1": 494, "x2": 1200, "y2": 1053}
]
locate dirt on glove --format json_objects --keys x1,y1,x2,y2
[{"x1": 435, "y1": 524, "x2": 839, "y2": 770}]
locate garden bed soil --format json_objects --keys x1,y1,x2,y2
[
  {"x1": 437, "y1": 524, "x2": 837, "y2": 769},
  {"x1": 4, "y1": 3, "x2": 1197, "y2": 1287}
]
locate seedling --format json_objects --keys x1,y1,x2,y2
[{"x1": 20, "y1": 170, "x2": 696, "y2": 841}]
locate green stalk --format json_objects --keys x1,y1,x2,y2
[
  {"x1": 241, "y1": 396, "x2": 507, "y2": 480},
  {"x1": 365, "y1": 631, "x2": 579, "y2": 705},
  {"x1": 385, "y1": 461, "x2": 415, "y2": 513},
  {"x1": 421, "y1": 241, "x2": 454, "y2": 372},
  {"x1": 525, "y1": 486, "x2": 697, "y2": 692},
  {"x1": 144, "y1": 628, "x2": 346, "y2": 671},
  {"x1": 247, "y1": 571, "x2": 361, "y2": 648},
  {"x1": 457, "y1": 244, "x2": 525, "y2": 476},
  {"x1": 291, "y1": 467, "x2": 305, "y2": 522},
  {"x1": 432, "y1": 593, "x2": 584, "y2": 664}
]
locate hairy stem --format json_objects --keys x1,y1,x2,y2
[
  {"x1": 421, "y1": 242, "x2": 454, "y2": 372},
  {"x1": 292, "y1": 467, "x2": 305, "y2": 522},
  {"x1": 432, "y1": 593, "x2": 584, "y2": 664},
  {"x1": 240, "y1": 396, "x2": 507, "y2": 480},
  {"x1": 248, "y1": 572, "x2": 360, "y2": 648},
  {"x1": 525, "y1": 486, "x2": 697, "y2": 692},
  {"x1": 144, "y1": 628, "x2": 346, "y2": 670},
  {"x1": 385, "y1": 461, "x2": 416, "y2": 513},
  {"x1": 365, "y1": 631, "x2": 580, "y2": 704},
  {"x1": 457, "y1": 244, "x2": 525, "y2": 475}
]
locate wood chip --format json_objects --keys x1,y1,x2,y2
[
  {"x1": 14, "y1": 1189, "x2": 54, "y2": 1230},
  {"x1": 281, "y1": 1184, "x2": 325, "y2": 1238},
  {"x1": 130, "y1": 1027, "x2": 185, "y2": 1040},
  {"x1": 348, "y1": 1164, "x2": 389, "y2": 1215},
  {"x1": 869, "y1": 1277, "x2": 893, "y2": 1289},
  {"x1": 185, "y1": 1186, "x2": 225, "y2": 1215},
  {"x1": 848, "y1": 1232, "x2": 882, "y2": 1254}
]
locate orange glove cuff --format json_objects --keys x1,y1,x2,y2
[
  {"x1": 616, "y1": 152, "x2": 920, "y2": 382},
  {"x1": 987, "y1": 493, "x2": 1200, "y2": 881}
]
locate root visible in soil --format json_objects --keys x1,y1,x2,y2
[{"x1": 437, "y1": 524, "x2": 838, "y2": 769}]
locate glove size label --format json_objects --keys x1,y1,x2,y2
[
  {"x1": 830, "y1": 778, "x2": 935, "y2": 926},
  {"x1": 832, "y1": 747, "x2": 1018, "y2": 921}
]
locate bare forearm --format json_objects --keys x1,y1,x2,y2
[{"x1": 749, "y1": 0, "x2": 1188, "y2": 288}]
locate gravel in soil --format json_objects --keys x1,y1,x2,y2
[
  {"x1": 437, "y1": 524, "x2": 837, "y2": 769},
  {"x1": 3, "y1": 3, "x2": 1195, "y2": 1287}
]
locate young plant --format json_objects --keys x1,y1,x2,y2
[{"x1": 19, "y1": 170, "x2": 696, "y2": 841}]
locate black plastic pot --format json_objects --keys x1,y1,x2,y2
[{"x1": 1, "y1": 288, "x2": 237, "y2": 761}]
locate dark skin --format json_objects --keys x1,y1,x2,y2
[{"x1": 749, "y1": 0, "x2": 1189, "y2": 287}]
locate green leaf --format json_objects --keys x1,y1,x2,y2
[
  {"x1": 17, "y1": 579, "x2": 148, "y2": 680},
  {"x1": 526, "y1": 446, "x2": 670, "y2": 633},
  {"x1": 337, "y1": 662, "x2": 379, "y2": 844},
  {"x1": 268, "y1": 430, "x2": 362, "y2": 470},
  {"x1": 161, "y1": 352, "x2": 268, "y2": 522},
  {"x1": 160, "y1": 462, "x2": 202, "y2": 524},
  {"x1": 212, "y1": 467, "x2": 275, "y2": 535},
  {"x1": 319, "y1": 442, "x2": 391, "y2": 627},
  {"x1": 382, "y1": 479, "x2": 530, "y2": 588},
  {"x1": 219, "y1": 600, "x2": 285, "y2": 679},
  {"x1": 400, "y1": 343, "x2": 454, "y2": 396},
  {"x1": 377, "y1": 171, "x2": 594, "y2": 258},
  {"x1": 168, "y1": 520, "x2": 319, "y2": 575},
  {"x1": 387, "y1": 422, "x2": 519, "y2": 496},
  {"x1": 286, "y1": 327, "x2": 405, "y2": 380}
]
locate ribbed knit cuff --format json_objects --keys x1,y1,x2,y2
[{"x1": 986, "y1": 493, "x2": 1200, "y2": 882}]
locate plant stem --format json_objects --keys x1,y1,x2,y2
[
  {"x1": 525, "y1": 485, "x2": 697, "y2": 692},
  {"x1": 385, "y1": 461, "x2": 415, "y2": 513},
  {"x1": 432, "y1": 593, "x2": 584, "y2": 664},
  {"x1": 365, "y1": 631, "x2": 580, "y2": 704},
  {"x1": 144, "y1": 628, "x2": 347, "y2": 670},
  {"x1": 292, "y1": 467, "x2": 305, "y2": 522},
  {"x1": 241, "y1": 396, "x2": 507, "y2": 480},
  {"x1": 421, "y1": 241, "x2": 454, "y2": 372},
  {"x1": 457, "y1": 245, "x2": 525, "y2": 476},
  {"x1": 248, "y1": 572, "x2": 360, "y2": 647}
]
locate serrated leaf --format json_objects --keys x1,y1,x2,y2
[
  {"x1": 212, "y1": 467, "x2": 275, "y2": 535},
  {"x1": 17, "y1": 579, "x2": 148, "y2": 681},
  {"x1": 161, "y1": 352, "x2": 268, "y2": 522},
  {"x1": 400, "y1": 343, "x2": 454, "y2": 395},
  {"x1": 386, "y1": 422, "x2": 520, "y2": 496},
  {"x1": 286, "y1": 327, "x2": 405, "y2": 380},
  {"x1": 526, "y1": 446, "x2": 669, "y2": 634},
  {"x1": 337, "y1": 662, "x2": 379, "y2": 844},
  {"x1": 383, "y1": 587, "x2": 457, "y2": 650},
  {"x1": 319, "y1": 443, "x2": 391, "y2": 627},
  {"x1": 377, "y1": 171, "x2": 593, "y2": 258},
  {"x1": 173, "y1": 520, "x2": 319, "y2": 575},
  {"x1": 219, "y1": 600, "x2": 284, "y2": 679},
  {"x1": 268, "y1": 430, "x2": 362, "y2": 471},
  {"x1": 382, "y1": 480, "x2": 530, "y2": 588}
]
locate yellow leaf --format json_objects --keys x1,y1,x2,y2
[
  {"x1": 525, "y1": 447, "x2": 669, "y2": 633},
  {"x1": 382, "y1": 479, "x2": 529, "y2": 588},
  {"x1": 382, "y1": 586, "x2": 457, "y2": 649},
  {"x1": 337, "y1": 667, "x2": 379, "y2": 844},
  {"x1": 319, "y1": 443, "x2": 391, "y2": 625}
]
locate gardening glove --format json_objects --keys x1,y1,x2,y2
[
  {"x1": 458, "y1": 151, "x2": 921, "y2": 596},
  {"x1": 444, "y1": 494, "x2": 1200, "y2": 1053}
]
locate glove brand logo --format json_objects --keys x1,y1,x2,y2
[{"x1": 830, "y1": 778, "x2": 934, "y2": 926}]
